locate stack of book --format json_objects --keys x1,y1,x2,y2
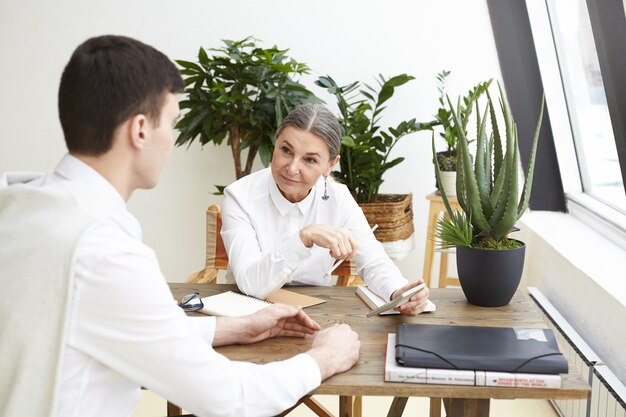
[{"x1": 385, "y1": 323, "x2": 569, "y2": 389}]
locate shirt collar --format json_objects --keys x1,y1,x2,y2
[
  {"x1": 267, "y1": 171, "x2": 320, "y2": 216},
  {"x1": 54, "y1": 153, "x2": 127, "y2": 213}
]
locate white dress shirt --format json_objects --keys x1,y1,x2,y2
[
  {"x1": 221, "y1": 168, "x2": 408, "y2": 300},
  {"x1": 28, "y1": 155, "x2": 320, "y2": 417}
]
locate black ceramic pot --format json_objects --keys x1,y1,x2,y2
[{"x1": 456, "y1": 242, "x2": 526, "y2": 307}]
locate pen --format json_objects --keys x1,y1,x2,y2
[{"x1": 323, "y1": 224, "x2": 378, "y2": 278}]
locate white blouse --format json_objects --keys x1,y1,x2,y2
[
  {"x1": 221, "y1": 168, "x2": 408, "y2": 300},
  {"x1": 26, "y1": 155, "x2": 320, "y2": 417}
]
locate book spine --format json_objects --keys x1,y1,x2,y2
[
  {"x1": 386, "y1": 369, "x2": 561, "y2": 388},
  {"x1": 485, "y1": 372, "x2": 561, "y2": 389},
  {"x1": 386, "y1": 368, "x2": 475, "y2": 385},
  {"x1": 426, "y1": 368, "x2": 477, "y2": 385},
  {"x1": 386, "y1": 368, "x2": 428, "y2": 384}
]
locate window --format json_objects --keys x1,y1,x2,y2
[{"x1": 546, "y1": 0, "x2": 626, "y2": 215}]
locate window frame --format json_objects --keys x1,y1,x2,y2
[{"x1": 488, "y1": 0, "x2": 626, "y2": 249}]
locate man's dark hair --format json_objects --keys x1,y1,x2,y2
[{"x1": 58, "y1": 35, "x2": 184, "y2": 156}]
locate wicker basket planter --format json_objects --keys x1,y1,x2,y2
[{"x1": 358, "y1": 193, "x2": 414, "y2": 242}]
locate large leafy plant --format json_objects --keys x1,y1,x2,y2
[
  {"x1": 315, "y1": 74, "x2": 436, "y2": 204},
  {"x1": 433, "y1": 70, "x2": 492, "y2": 171},
  {"x1": 433, "y1": 83, "x2": 545, "y2": 250},
  {"x1": 175, "y1": 37, "x2": 319, "y2": 187}
]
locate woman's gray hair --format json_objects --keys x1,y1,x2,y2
[{"x1": 276, "y1": 104, "x2": 341, "y2": 160}]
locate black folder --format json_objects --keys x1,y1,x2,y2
[{"x1": 396, "y1": 323, "x2": 568, "y2": 374}]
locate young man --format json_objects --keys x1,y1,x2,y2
[{"x1": 0, "y1": 35, "x2": 360, "y2": 417}]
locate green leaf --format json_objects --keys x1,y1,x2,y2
[
  {"x1": 492, "y1": 128, "x2": 519, "y2": 240},
  {"x1": 435, "y1": 210, "x2": 473, "y2": 249},
  {"x1": 474, "y1": 103, "x2": 492, "y2": 218},
  {"x1": 315, "y1": 75, "x2": 335, "y2": 89},
  {"x1": 455, "y1": 142, "x2": 467, "y2": 210},
  {"x1": 447, "y1": 95, "x2": 492, "y2": 234},
  {"x1": 198, "y1": 47, "x2": 209, "y2": 66},
  {"x1": 517, "y1": 94, "x2": 544, "y2": 220},
  {"x1": 376, "y1": 74, "x2": 414, "y2": 107},
  {"x1": 359, "y1": 89, "x2": 375, "y2": 102},
  {"x1": 258, "y1": 142, "x2": 273, "y2": 167},
  {"x1": 385, "y1": 74, "x2": 415, "y2": 88},
  {"x1": 382, "y1": 157, "x2": 404, "y2": 170},
  {"x1": 176, "y1": 60, "x2": 203, "y2": 72},
  {"x1": 181, "y1": 110, "x2": 209, "y2": 134},
  {"x1": 341, "y1": 136, "x2": 356, "y2": 147}
]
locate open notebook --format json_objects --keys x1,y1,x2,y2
[{"x1": 199, "y1": 289, "x2": 326, "y2": 317}]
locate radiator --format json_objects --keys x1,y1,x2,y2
[{"x1": 528, "y1": 287, "x2": 626, "y2": 417}]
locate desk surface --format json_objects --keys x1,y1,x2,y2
[{"x1": 170, "y1": 283, "x2": 589, "y2": 401}]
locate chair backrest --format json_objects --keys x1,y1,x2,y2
[
  {"x1": 187, "y1": 204, "x2": 361, "y2": 285},
  {"x1": 205, "y1": 205, "x2": 229, "y2": 271}
]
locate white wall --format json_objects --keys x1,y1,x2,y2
[
  {"x1": 519, "y1": 212, "x2": 626, "y2": 383},
  {"x1": 0, "y1": 0, "x2": 502, "y2": 282}
]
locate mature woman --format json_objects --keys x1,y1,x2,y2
[{"x1": 221, "y1": 104, "x2": 430, "y2": 316}]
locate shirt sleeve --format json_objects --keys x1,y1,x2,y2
[
  {"x1": 188, "y1": 316, "x2": 216, "y2": 343},
  {"x1": 221, "y1": 188, "x2": 311, "y2": 299},
  {"x1": 341, "y1": 197, "x2": 408, "y2": 301},
  {"x1": 70, "y1": 222, "x2": 320, "y2": 417}
]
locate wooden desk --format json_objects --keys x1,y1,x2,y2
[{"x1": 169, "y1": 284, "x2": 589, "y2": 417}]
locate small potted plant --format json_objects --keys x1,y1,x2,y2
[
  {"x1": 315, "y1": 74, "x2": 436, "y2": 255},
  {"x1": 432, "y1": 70, "x2": 491, "y2": 196},
  {"x1": 433, "y1": 82, "x2": 544, "y2": 307},
  {"x1": 175, "y1": 37, "x2": 319, "y2": 192}
]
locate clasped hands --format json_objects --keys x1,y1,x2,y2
[{"x1": 214, "y1": 304, "x2": 360, "y2": 381}]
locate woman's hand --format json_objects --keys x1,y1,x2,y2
[
  {"x1": 299, "y1": 224, "x2": 358, "y2": 260},
  {"x1": 390, "y1": 280, "x2": 430, "y2": 316}
]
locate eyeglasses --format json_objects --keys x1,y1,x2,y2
[{"x1": 178, "y1": 293, "x2": 204, "y2": 312}]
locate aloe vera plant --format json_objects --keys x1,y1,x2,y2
[{"x1": 433, "y1": 82, "x2": 544, "y2": 249}]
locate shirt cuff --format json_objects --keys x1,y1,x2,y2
[
  {"x1": 296, "y1": 353, "x2": 322, "y2": 390},
  {"x1": 188, "y1": 316, "x2": 216, "y2": 344},
  {"x1": 370, "y1": 275, "x2": 408, "y2": 301},
  {"x1": 277, "y1": 233, "x2": 311, "y2": 267}
]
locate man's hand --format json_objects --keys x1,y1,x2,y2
[
  {"x1": 306, "y1": 324, "x2": 360, "y2": 380},
  {"x1": 213, "y1": 304, "x2": 320, "y2": 347},
  {"x1": 390, "y1": 280, "x2": 430, "y2": 316},
  {"x1": 299, "y1": 224, "x2": 358, "y2": 260}
]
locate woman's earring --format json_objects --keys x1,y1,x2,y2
[{"x1": 322, "y1": 176, "x2": 330, "y2": 201}]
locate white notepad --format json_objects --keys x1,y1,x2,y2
[{"x1": 200, "y1": 291, "x2": 271, "y2": 317}]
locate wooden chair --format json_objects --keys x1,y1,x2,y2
[
  {"x1": 168, "y1": 204, "x2": 363, "y2": 417},
  {"x1": 422, "y1": 192, "x2": 461, "y2": 288}
]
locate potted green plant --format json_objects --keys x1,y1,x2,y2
[
  {"x1": 433, "y1": 82, "x2": 544, "y2": 307},
  {"x1": 315, "y1": 74, "x2": 436, "y2": 253},
  {"x1": 432, "y1": 70, "x2": 491, "y2": 196},
  {"x1": 175, "y1": 37, "x2": 319, "y2": 192}
]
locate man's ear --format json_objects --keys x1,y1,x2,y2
[
  {"x1": 326, "y1": 155, "x2": 340, "y2": 176},
  {"x1": 129, "y1": 114, "x2": 148, "y2": 150}
]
